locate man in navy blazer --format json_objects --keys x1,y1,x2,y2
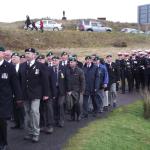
[
  {"x1": 20, "y1": 48, "x2": 49, "y2": 143},
  {"x1": 49, "y1": 56, "x2": 66, "y2": 127}
]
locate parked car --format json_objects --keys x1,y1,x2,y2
[
  {"x1": 121, "y1": 28, "x2": 144, "y2": 34},
  {"x1": 77, "y1": 19, "x2": 112, "y2": 32},
  {"x1": 35, "y1": 20, "x2": 63, "y2": 31}
]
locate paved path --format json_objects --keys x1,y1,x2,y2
[{"x1": 8, "y1": 92, "x2": 141, "y2": 150}]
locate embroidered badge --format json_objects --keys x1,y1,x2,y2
[
  {"x1": 1, "y1": 73, "x2": 8, "y2": 79},
  {"x1": 61, "y1": 73, "x2": 64, "y2": 78},
  {"x1": 35, "y1": 69, "x2": 39, "y2": 75}
]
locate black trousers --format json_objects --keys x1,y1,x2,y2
[
  {"x1": 53, "y1": 96, "x2": 65, "y2": 124},
  {"x1": 13, "y1": 100, "x2": 25, "y2": 127},
  {"x1": 71, "y1": 93, "x2": 81, "y2": 119},
  {"x1": 132, "y1": 71, "x2": 140, "y2": 90},
  {"x1": 121, "y1": 71, "x2": 133, "y2": 93},
  {"x1": 0, "y1": 118, "x2": 7, "y2": 146},
  {"x1": 40, "y1": 100, "x2": 54, "y2": 127}
]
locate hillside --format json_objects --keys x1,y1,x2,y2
[{"x1": 0, "y1": 19, "x2": 150, "y2": 51}]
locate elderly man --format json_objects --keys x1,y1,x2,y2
[
  {"x1": 20, "y1": 48, "x2": 49, "y2": 142},
  {"x1": 0, "y1": 47, "x2": 22, "y2": 150}
]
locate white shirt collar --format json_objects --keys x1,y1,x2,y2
[
  {"x1": 0, "y1": 59, "x2": 4, "y2": 66},
  {"x1": 28, "y1": 59, "x2": 35, "y2": 67},
  {"x1": 8, "y1": 59, "x2": 11, "y2": 63},
  {"x1": 15, "y1": 63, "x2": 20, "y2": 72}
]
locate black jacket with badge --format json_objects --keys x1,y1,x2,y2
[
  {"x1": 106, "y1": 62, "x2": 120, "y2": 86},
  {"x1": 49, "y1": 65, "x2": 66, "y2": 97},
  {"x1": 20, "y1": 61, "x2": 49, "y2": 100},
  {"x1": 0, "y1": 60, "x2": 22, "y2": 119}
]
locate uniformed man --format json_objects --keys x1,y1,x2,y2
[
  {"x1": 60, "y1": 51, "x2": 69, "y2": 67},
  {"x1": 66, "y1": 57, "x2": 85, "y2": 121},
  {"x1": 20, "y1": 48, "x2": 49, "y2": 143},
  {"x1": 144, "y1": 51, "x2": 150, "y2": 90},
  {"x1": 122, "y1": 53, "x2": 133, "y2": 93},
  {"x1": 11, "y1": 52, "x2": 25, "y2": 129},
  {"x1": 82, "y1": 56, "x2": 100, "y2": 118},
  {"x1": 106, "y1": 55, "x2": 120, "y2": 107},
  {"x1": 20, "y1": 54, "x2": 27, "y2": 64},
  {"x1": 4, "y1": 49, "x2": 12, "y2": 63},
  {"x1": 36, "y1": 54, "x2": 54, "y2": 134},
  {"x1": 131, "y1": 53, "x2": 140, "y2": 91},
  {"x1": 0, "y1": 47, "x2": 22, "y2": 150},
  {"x1": 46, "y1": 51, "x2": 54, "y2": 67},
  {"x1": 71, "y1": 54, "x2": 83, "y2": 69},
  {"x1": 115, "y1": 52, "x2": 124, "y2": 91},
  {"x1": 49, "y1": 56, "x2": 66, "y2": 127}
]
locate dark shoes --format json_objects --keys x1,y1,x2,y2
[
  {"x1": 11, "y1": 124, "x2": 24, "y2": 130},
  {"x1": 24, "y1": 134, "x2": 39, "y2": 143},
  {"x1": 113, "y1": 102, "x2": 117, "y2": 108},
  {"x1": 81, "y1": 114, "x2": 88, "y2": 119},
  {"x1": 0, "y1": 145, "x2": 7, "y2": 150},
  {"x1": 32, "y1": 135, "x2": 39, "y2": 143},
  {"x1": 45, "y1": 127, "x2": 54, "y2": 134}
]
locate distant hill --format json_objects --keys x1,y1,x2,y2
[{"x1": 0, "y1": 19, "x2": 149, "y2": 50}]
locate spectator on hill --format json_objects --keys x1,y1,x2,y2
[
  {"x1": 25, "y1": 15, "x2": 31, "y2": 29},
  {"x1": 40, "y1": 20, "x2": 44, "y2": 32}
]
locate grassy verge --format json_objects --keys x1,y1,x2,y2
[{"x1": 64, "y1": 101, "x2": 150, "y2": 150}]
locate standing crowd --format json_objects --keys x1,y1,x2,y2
[{"x1": 0, "y1": 46, "x2": 150, "y2": 150}]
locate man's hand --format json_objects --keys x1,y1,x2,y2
[
  {"x1": 67, "y1": 91, "x2": 72, "y2": 95},
  {"x1": 43, "y1": 96, "x2": 49, "y2": 101},
  {"x1": 103, "y1": 84, "x2": 107, "y2": 88},
  {"x1": 16, "y1": 100, "x2": 24, "y2": 107}
]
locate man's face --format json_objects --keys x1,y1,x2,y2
[
  {"x1": 25, "y1": 52, "x2": 35, "y2": 61},
  {"x1": 0, "y1": 51, "x2": 4, "y2": 60},
  {"x1": 11, "y1": 56, "x2": 20, "y2": 64},
  {"x1": 53, "y1": 59, "x2": 60, "y2": 66},
  {"x1": 47, "y1": 55, "x2": 53, "y2": 62},
  {"x1": 20, "y1": 58, "x2": 27, "y2": 64},
  {"x1": 69, "y1": 61, "x2": 77, "y2": 68},
  {"x1": 4, "y1": 50, "x2": 12, "y2": 61},
  {"x1": 106, "y1": 56, "x2": 112, "y2": 63},
  {"x1": 61, "y1": 55, "x2": 68, "y2": 61},
  {"x1": 37, "y1": 59, "x2": 45, "y2": 64},
  {"x1": 85, "y1": 59, "x2": 92, "y2": 65}
]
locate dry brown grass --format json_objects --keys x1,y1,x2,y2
[{"x1": 0, "y1": 27, "x2": 150, "y2": 50}]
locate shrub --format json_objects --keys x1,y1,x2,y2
[
  {"x1": 113, "y1": 41, "x2": 127, "y2": 47},
  {"x1": 141, "y1": 89, "x2": 150, "y2": 119}
]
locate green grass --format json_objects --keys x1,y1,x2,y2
[{"x1": 64, "y1": 101, "x2": 150, "y2": 150}]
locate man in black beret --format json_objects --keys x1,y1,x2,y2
[
  {"x1": 82, "y1": 56, "x2": 100, "y2": 118},
  {"x1": 11, "y1": 52, "x2": 25, "y2": 130},
  {"x1": 20, "y1": 48, "x2": 49, "y2": 142},
  {"x1": 0, "y1": 47, "x2": 22, "y2": 150},
  {"x1": 49, "y1": 56, "x2": 66, "y2": 127},
  {"x1": 20, "y1": 54, "x2": 26, "y2": 64},
  {"x1": 46, "y1": 51, "x2": 53, "y2": 67},
  {"x1": 60, "y1": 51, "x2": 69, "y2": 67}
]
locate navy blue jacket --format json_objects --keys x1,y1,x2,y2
[
  {"x1": 83, "y1": 63, "x2": 100, "y2": 95},
  {"x1": 49, "y1": 65, "x2": 66, "y2": 97},
  {"x1": 0, "y1": 60, "x2": 22, "y2": 119},
  {"x1": 20, "y1": 61, "x2": 49, "y2": 100}
]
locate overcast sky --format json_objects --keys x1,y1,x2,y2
[{"x1": 0, "y1": 0, "x2": 150, "y2": 23}]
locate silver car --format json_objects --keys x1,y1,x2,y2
[
  {"x1": 78, "y1": 19, "x2": 112, "y2": 32},
  {"x1": 35, "y1": 20, "x2": 63, "y2": 31}
]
